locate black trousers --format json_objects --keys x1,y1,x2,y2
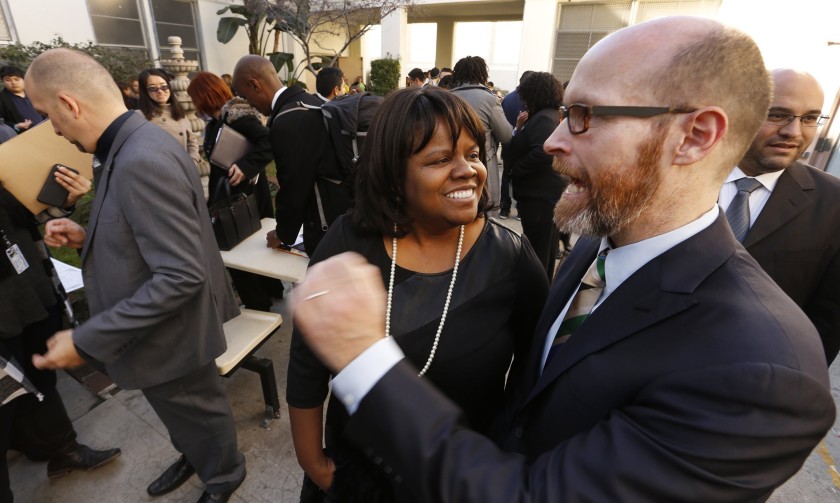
[
  {"x1": 142, "y1": 362, "x2": 246, "y2": 493},
  {"x1": 2, "y1": 305, "x2": 78, "y2": 503},
  {"x1": 517, "y1": 198, "x2": 560, "y2": 281}
]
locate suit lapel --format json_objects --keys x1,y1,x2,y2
[
  {"x1": 80, "y1": 115, "x2": 147, "y2": 263},
  {"x1": 518, "y1": 239, "x2": 601, "y2": 387},
  {"x1": 521, "y1": 214, "x2": 735, "y2": 408},
  {"x1": 743, "y1": 163, "x2": 815, "y2": 248}
]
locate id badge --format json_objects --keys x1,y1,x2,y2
[{"x1": 6, "y1": 244, "x2": 29, "y2": 274}]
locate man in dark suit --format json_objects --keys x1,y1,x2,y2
[
  {"x1": 291, "y1": 16, "x2": 835, "y2": 501},
  {"x1": 720, "y1": 68, "x2": 840, "y2": 363},
  {"x1": 232, "y1": 55, "x2": 348, "y2": 255},
  {"x1": 27, "y1": 49, "x2": 246, "y2": 503}
]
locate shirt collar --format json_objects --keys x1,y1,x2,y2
[
  {"x1": 94, "y1": 110, "x2": 135, "y2": 161},
  {"x1": 726, "y1": 166, "x2": 785, "y2": 193},
  {"x1": 270, "y1": 86, "x2": 288, "y2": 111},
  {"x1": 598, "y1": 206, "x2": 719, "y2": 298}
]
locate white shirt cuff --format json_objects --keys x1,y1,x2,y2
[{"x1": 331, "y1": 337, "x2": 404, "y2": 415}]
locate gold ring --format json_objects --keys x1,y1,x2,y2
[{"x1": 303, "y1": 289, "x2": 330, "y2": 301}]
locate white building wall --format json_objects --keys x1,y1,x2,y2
[
  {"x1": 195, "y1": 0, "x2": 252, "y2": 75},
  {"x1": 7, "y1": 0, "x2": 94, "y2": 44},
  {"x1": 515, "y1": 0, "x2": 557, "y2": 75}
]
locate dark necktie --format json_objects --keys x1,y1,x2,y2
[
  {"x1": 725, "y1": 177, "x2": 763, "y2": 242},
  {"x1": 545, "y1": 250, "x2": 608, "y2": 366}
]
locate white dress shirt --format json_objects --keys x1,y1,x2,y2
[
  {"x1": 538, "y1": 206, "x2": 719, "y2": 370},
  {"x1": 333, "y1": 206, "x2": 720, "y2": 413},
  {"x1": 270, "y1": 86, "x2": 288, "y2": 112},
  {"x1": 718, "y1": 167, "x2": 785, "y2": 228}
]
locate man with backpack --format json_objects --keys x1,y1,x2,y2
[{"x1": 233, "y1": 55, "x2": 349, "y2": 255}]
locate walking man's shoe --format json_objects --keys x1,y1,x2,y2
[{"x1": 47, "y1": 444, "x2": 121, "y2": 479}]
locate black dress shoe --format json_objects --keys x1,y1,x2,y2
[
  {"x1": 47, "y1": 445, "x2": 121, "y2": 479},
  {"x1": 196, "y1": 488, "x2": 234, "y2": 503},
  {"x1": 196, "y1": 470, "x2": 245, "y2": 503},
  {"x1": 147, "y1": 455, "x2": 196, "y2": 496}
]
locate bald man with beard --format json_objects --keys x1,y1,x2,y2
[
  {"x1": 290, "y1": 17, "x2": 834, "y2": 502},
  {"x1": 720, "y1": 69, "x2": 840, "y2": 363},
  {"x1": 28, "y1": 49, "x2": 245, "y2": 503}
]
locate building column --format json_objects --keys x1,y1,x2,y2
[
  {"x1": 435, "y1": 19, "x2": 454, "y2": 69},
  {"x1": 517, "y1": 0, "x2": 558, "y2": 74},
  {"x1": 381, "y1": 6, "x2": 408, "y2": 80}
]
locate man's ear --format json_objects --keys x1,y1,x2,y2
[
  {"x1": 57, "y1": 93, "x2": 81, "y2": 119},
  {"x1": 672, "y1": 106, "x2": 727, "y2": 166}
]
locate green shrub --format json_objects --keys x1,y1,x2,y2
[
  {"x1": 369, "y1": 58, "x2": 400, "y2": 96},
  {"x1": 0, "y1": 37, "x2": 148, "y2": 82}
]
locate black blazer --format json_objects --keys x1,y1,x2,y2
[
  {"x1": 344, "y1": 214, "x2": 834, "y2": 501},
  {"x1": 504, "y1": 107, "x2": 566, "y2": 202},
  {"x1": 268, "y1": 85, "x2": 346, "y2": 254},
  {"x1": 741, "y1": 162, "x2": 840, "y2": 362}
]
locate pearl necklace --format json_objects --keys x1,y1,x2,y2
[{"x1": 386, "y1": 224, "x2": 465, "y2": 376}]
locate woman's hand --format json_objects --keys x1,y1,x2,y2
[
  {"x1": 307, "y1": 454, "x2": 336, "y2": 491},
  {"x1": 228, "y1": 164, "x2": 245, "y2": 186},
  {"x1": 56, "y1": 166, "x2": 92, "y2": 208},
  {"x1": 515, "y1": 111, "x2": 529, "y2": 131},
  {"x1": 14, "y1": 119, "x2": 32, "y2": 131}
]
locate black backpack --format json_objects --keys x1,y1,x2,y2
[{"x1": 276, "y1": 92, "x2": 383, "y2": 233}]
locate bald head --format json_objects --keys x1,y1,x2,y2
[
  {"x1": 25, "y1": 48, "x2": 127, "y2": 153},
  {"x1": 26, "y1": 48, "x2": 124, "y2": 109},
  {"x1": 739, "y1": 68, "x2": 825, "y2": 176},
  {"x1": 232, "y1": 55, "x2": 283, "y2": 115},
  {"x1": 579, "y1": 16, "x2": 770, "y2": 173}
]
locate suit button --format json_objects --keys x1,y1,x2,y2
[{"x1": 514, "y1": 427, "x2": 524, "y2": 438}]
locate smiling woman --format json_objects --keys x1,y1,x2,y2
[
  {"x1": 285, "y1": 86, "x2": 549, "y2": 502},
  {"x1": 137, "y1": 68, "x2": 202, "y2": 171}
]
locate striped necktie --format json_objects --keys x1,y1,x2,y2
[
  {"x1": 725, "y1": 177, "x2": 763, "y2": 242},
  {"x1": 545, "y1": 250, "x2": 608, "y2": 365}
]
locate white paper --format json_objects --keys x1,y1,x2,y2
[{"x1": 51, "y1": 258, "x2": 84, "y2": 292}]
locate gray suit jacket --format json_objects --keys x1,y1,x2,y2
[
  {"x1": 744, "y1": 161, "x2": 840, "y2": 362},
  {"x1": 73, "y1": 113, "x2": 240, "y2": 389}
]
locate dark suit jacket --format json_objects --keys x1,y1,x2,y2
[
  {"x1": 344, "y1": 214, "x2": 834, "y2": 502},
  {"x1": 742, "y1": 162, "x2": 840, "y2": 362},
  {"x1": 73, "y1": 113, "x2": 240, "y2": 389},
  {"x1": 503, "y1": 107, "x2": 566, "y2": 202},
  {"x1": 268, "y1": 85, "x2": 347, "y2": 254}
]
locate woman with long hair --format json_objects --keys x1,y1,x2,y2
[
  {"x1": 504, "y1": 72, "x2": 569, "y2": 280},
  {"x1": 286, "y1": 86, "x2": 548, "y2": 502},
  {"x1": 137, "y1": 68, "x2": 202, "y2": 171},
  {"x1": 187, "y1": 71, "x2": 280, "y2": 310}
]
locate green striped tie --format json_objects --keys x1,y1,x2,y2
[{"x1": 546, "y1": 251, "x2": 608, "y2": 364}]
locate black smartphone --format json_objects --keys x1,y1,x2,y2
[{"x1": 37, "y1": 164, "x2": 79, "y2": 207}]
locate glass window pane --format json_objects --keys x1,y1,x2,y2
[
  {"x1": 156, "y1": 23, "x2": 197, "y2": 49},
  {"x1": 91, "y1": 16, "x2": 145, "y2": 46},
  {"x1": 492, "y1": 22, "x2": 522, "y2": 64},
  {"x1": 152, "y1": 0, "x2": 194, "y2": 25},
  {"x1": 0, "y1": 7, "x2": 11, "y2": 41},
  {"x1": 87, "y1": 0, "x2": 139, "y2": 19}
]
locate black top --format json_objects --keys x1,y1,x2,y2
[
  {"x1": 287, "y1": 214, "x2": 548, "y2": 434},
  {"x1": 0, "y1": 189, "x2": 59, "y2": 338},
  {"x1": 204, "y1": 101, "x2": 274, "y2": 219},
  {"x1": 505, "y1": 107, "x2": 567, "y2": 202}
]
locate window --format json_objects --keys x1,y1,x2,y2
[
  {"x1": 86, "y1": 0, "x2": 201, "y2": 64},
  {"x1": 87, "y1": 0, "x2": 146, "y2": 48},
  {"x1": 551, "y1": 0, "x2": 721, "y2": 84},
  {"x1": 0, "y1": 1, "x2": 12, "y2": 42},
  {"x1": 151, "y1": 0, "x2": 200, "y2": 62}
]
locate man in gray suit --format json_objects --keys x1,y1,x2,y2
[
  {"x1": 720, "y1": 69, "x2": 840, "y2": 363},
  {"x1": 27, "y1": 49, "x2": 246, "y2": 503}
]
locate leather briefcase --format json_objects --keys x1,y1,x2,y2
[{"x1": 208, "y1": 178, "x2": 260, "y2": 251}]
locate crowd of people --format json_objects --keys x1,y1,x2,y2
[{"x1": 0, "y1": 13, "x2": 838, "y2": 503}]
